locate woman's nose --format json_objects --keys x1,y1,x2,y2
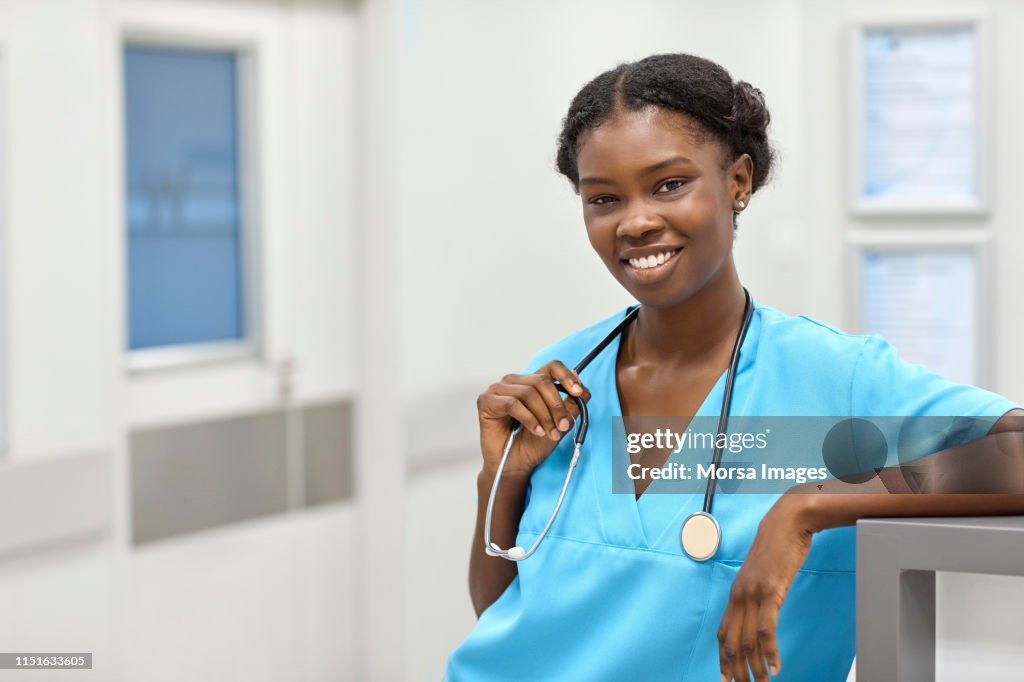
[{"x1": 617, "y1": 201, "x2": 664, "y2": 239}]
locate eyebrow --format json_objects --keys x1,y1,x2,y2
[{"x1": 579, "y1": 155, "x2": 695, "y2": 186}]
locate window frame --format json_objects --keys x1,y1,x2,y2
[{"x1": 120, "y1": 31, "x2": 263, "y2": 373}]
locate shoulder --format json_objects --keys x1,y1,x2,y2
[
  {"x1": 755, "y1": 302, "x2": 1020, "y2": 418},
  {"x1": 750, "y1": 303, "x2": 881, "y2": 412},
  {"x1": 745, "y1": 303, "x2": 885, "y2": 415},
  {"x1": 754, "y1": 302, "x2": 872, "y2": 360}
]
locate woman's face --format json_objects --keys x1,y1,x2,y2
[{"x1": 575, "y1": 106, "x2": 752, "y2": 309}]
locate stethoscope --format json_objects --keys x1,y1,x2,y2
[{"x1": 484, "y1": 288, "x2": 754, "y2": 563}]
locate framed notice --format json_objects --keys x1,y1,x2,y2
[
  {"x1": 847, "y1": 231, "x2": 990, "y2": 388},
  {"x1": 848, "y1": 12, "x2": 991, "y2": 215}
]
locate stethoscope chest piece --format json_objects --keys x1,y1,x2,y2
[{"x1": 680, "y1": 511, "x2": 721, "y2": 562}]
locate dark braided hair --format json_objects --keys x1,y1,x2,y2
[{"x1": 556, "y1": 54, "x2": 776, "y2": 204}]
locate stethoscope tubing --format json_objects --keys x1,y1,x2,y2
[
  {"x1": 701, "y1": 291, "x2": 754, "y2": 514},
  {"x1": 485, "y1": 289, "x2": 753, "y2": 561},
  {"x1": 484, "y1": 426, "x2": 583, "y2": 561}
]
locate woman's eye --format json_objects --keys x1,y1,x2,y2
[
  {"x1": 657, "y1": 179, "x2": 687, "y2": 193},
  {"x1": 590, "y1": 195, "x2": 617, "y2": 206}
]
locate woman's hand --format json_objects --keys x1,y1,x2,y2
[
  {"x1": 718, "y1": 497, "x2": 814, "y2": 682},
  {"x1": 477, "y1": 361, "x2": 590, "y2": 476}
]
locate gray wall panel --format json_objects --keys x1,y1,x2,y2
[
  {"x1": 131, "y1": 411, "x2": 288, "y2": 545},
  {"x1": 303, "y1": 400, "x2": 354, "y2": 507},
  {"x1": 130, "y1": 399, "x2": 354, "y2": 545}
]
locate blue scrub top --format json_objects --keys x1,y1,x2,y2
[{"x1": 445, "y1": 299, "x2": 1020, "y2": 682}]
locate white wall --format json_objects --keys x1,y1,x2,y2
[
  {"x1": 2, "y1": 0, "x2": 114, "y2": 461},
  {"x1": 352, "y1": 0, "x2": 406, "y2": 678},
  {"x1": 396, "y1": 0, "x2": 807, "y2": 404},
  {"x1": 0, "y1": 1, "x2": 361, "y2": 680}
]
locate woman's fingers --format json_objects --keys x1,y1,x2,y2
[
  {"x1": 477, "y1": 361, "x2": 592, "y2": 475},
  {"x1": 717, "y1": 603, "x2": 733, "y2": 682},
  {"x1": 524, "y1": 372, "x2": 574, "y2": 438},
  {"x1": 506, "y1": 382, "x2": 564, "y2": 439},
  {"x1": 517, "y1": 362, "x2": 588, "y2": 440},
  {"x1": 478, "y1": 392, "x2": 546, "y2": 438},
  {"x1": 718, "y1": 600, "x2": 749, "y2": 682},
  {"x1": 480, "y1": 362, "x2": 589, "y2": 441},
  {"x1": 741, "y1": 602, "x2": 770, "y2": 681},
  {"x1": 548, "y1": 362, "x2": 590, "y2": 427},
  {"x1": 534, "y1": 361, "x2": 590, "y2": 432},
  {"x1": 548, "y1": 361, "x2": 585, "y2": 398},
  {"x1": 756, "y1": 598, "x2": 782, "y2": 677},
  {"x1": 718, "y1": 590, "x2": 783, "y2": 682},
  {"x1": 550, "y1": 362, "x2": 590, "y2": 413}
]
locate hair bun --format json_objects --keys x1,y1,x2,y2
[{"x1": 730, "y1": 81, "x2": 770, "y2": 134}]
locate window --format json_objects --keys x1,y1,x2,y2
[{"x1": 123, "y1": 45, "x2": 254, "y2": 360}]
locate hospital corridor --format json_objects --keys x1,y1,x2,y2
[{"x1": 0, "y1": 0, "x2": 1023, "y2": 680}]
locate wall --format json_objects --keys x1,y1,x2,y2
[
  {"x1": 0, "y1": 0, "x2": 361, "y2": 680},
  {"x1": 396, "y1": 0, "x2": 807, "y2": 405}
]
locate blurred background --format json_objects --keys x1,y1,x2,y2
[{"x1": 0, "y1": 0, "x2": 1023, "y2": 680}]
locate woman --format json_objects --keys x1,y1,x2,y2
[{"x1": 444, "y1": 53, "x2": 1023, "y2": 682}]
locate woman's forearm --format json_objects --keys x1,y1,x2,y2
[
  {"x1": 469, "y1": 469, "x2": 530, "y2": 617},
  {"x1": 788, "y1": 491, "x2": 1024, "y2": 534},
  {"x1": 780, "y1": 429, "x2": 1024, "y2": 533}
]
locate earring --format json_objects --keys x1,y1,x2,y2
[{"x1": 737, "y1": 200, "x2": 746, "y2": 209}]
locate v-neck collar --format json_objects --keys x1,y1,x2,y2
[{"x1": 584, "y1": 298, "x2": 762, "y2": 552}]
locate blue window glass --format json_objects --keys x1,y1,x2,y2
[{"x1": 124, "y1": 46, "x2": 246, "y2": 351}]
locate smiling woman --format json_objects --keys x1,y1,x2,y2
[{"x1": 444, "y1": 53, "x2": 1024, "y2": 682}]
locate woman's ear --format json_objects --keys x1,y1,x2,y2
[{"x1": 730, "y1": 153, "x2": 754, "y2": 204}]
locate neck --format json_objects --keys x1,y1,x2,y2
[{"x1": 627, "y1": 267, "x2": 747, "y2": 368}]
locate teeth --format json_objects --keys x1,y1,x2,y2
[{"x1": 628, "y1": 250, "x2": 678, "y2": 270}]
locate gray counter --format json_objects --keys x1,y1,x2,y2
[{"x1": 856, "y1": 516, "x2": 1024, "y2": 682}]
